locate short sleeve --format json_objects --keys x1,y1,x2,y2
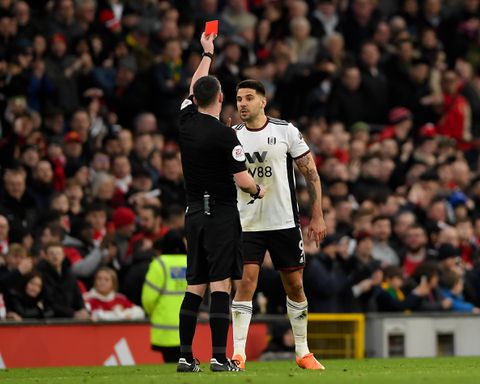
[
  {"x1": 179, "y1": 95, "x2": 196, "y2": 125},
  {"x1": 220, "y1": 126, "x2": 247, "y2": 174},
  {"x1": 287, "y1": 123, "x2": 310, "y2": 159}
]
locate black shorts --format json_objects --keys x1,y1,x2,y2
[
  {"x1": 242, "y1": 227, "x2": 305, "y2": 270},
  {"x1": 185, "y1": 203, "x2": 243, "y2": 285}
]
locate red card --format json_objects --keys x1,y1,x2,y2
[{"x1": 205, "y1": 20, "x2": 218, "y2": 36}]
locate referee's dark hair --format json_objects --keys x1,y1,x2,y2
[
  {"x1": 193, "y1": 75, "x2": 221, "y2": 108},
  {"x1": 236, "y1": 79, "x2": 266, "y2": 96}
]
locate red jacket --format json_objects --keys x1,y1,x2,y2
[{"x1": 437, "y1": 93, "x2": 471, "y2": 146}]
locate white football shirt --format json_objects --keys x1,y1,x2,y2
[{"x1": 235, "y1": 117, "x2": 310, "y2": 231}]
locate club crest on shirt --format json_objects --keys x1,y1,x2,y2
[
  {"x1": 267, "y1": 136, "x2": 276, "y2": 145},
  {"x1": 232, "y1": 145, "x2": 246, "y2": 162}
]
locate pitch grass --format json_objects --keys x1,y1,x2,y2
[{"x1": 1, "y1": 357, "x2": 480, "y2": 384}]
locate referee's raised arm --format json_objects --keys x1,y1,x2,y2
[{"x1": 189, "y1": 32, "x2": 216, "y2": 96}]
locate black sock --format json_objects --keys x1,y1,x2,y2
[
  {"x1": 179, "y1": 291, "x2": 203, "y2": 362},
  {"x1": 210, "y1": 291, "x2": 230, "y2": 363}
]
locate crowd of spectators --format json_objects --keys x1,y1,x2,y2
[{"x1": 1, "y1": 0, "x2": 480, "y2": 321}]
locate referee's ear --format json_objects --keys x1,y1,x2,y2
[{"x1": 219, "y1": 92, "x2": 224, "y2": 104}]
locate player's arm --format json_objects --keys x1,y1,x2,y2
[
  {"x1": 189, "y1": 33, "x2": 215, "y2": 96},
  {"x1": 295, "y1": 152, "x2": 327, "y2": 247}
]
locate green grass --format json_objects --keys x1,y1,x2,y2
[{"x1": 1, "y1": 357, "x2": 480, "y2": 384}]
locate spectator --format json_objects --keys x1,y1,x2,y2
[
  {"x1": 142, "y1": 230, "x2": 187, "y2": 362},
  {"x1": 0, "y1": 167, "x2": 38, "y2": 242},
  {"x1": 83, "y1": 267, "x2": 144, "y2": 321},
  {"x1": 409, "y1": 261, "x2": 453, "y2": 312},
  {"x1": 371, "y1": 215, "x2": 399, "y2": 267},
  {"x1": 303, "y1": 234, "x2": 348, "y2": 313},
  {"x1": 0, "y1": 214, "x2": 10, "y2": 258},
  {"x1": 327, "y1": 66, "x2": 368, "y2": 127},
  {"x1": 127, "y1": 205, "x2": 167, "y2": 257},
  {"x1": 36, "y1": 242, "x2": 89, "y2": 319},
  {"x1": 157, "y1": 151, "x2": 186, "y2": 207},
  {"x1": 5, "y1": 271, "x2": 54, "y2": 320},
  {"x1": 376, "y1": 266, "x2": 428, "y2": 312},
  {"x1": 0, "y1": 244, "x2": 33, "y2": 294},
  {"x1": 440, "y1": 270, "x2": 480, "y2": 313},
  {"x1": 437, "y1": 70, "x2": 472, "y2": 146},
  {"x1": 111, "y1": 206, "x2": 137, "y2": 269},
  {"x1": 401, "y1": 224, "x2": 432, "y2": 278}
]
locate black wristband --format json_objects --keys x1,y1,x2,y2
[
  {"x1": 250, "y1": 184, "x2": 261, "y2": 199},
  {"x1": 202, "y1": 52, "x2": 214, "y2": 60}
]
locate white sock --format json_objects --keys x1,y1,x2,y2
[
  {"x1": 231, "y1": 300, "x2": 253, "y2": 360},
  {"x1": 286, "y1": 296, "x2": 310, "y2": 358}
]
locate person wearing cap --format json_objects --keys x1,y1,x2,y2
[
  {"x1": 142, "y1": 230, "x2": 188, "y2": 363},
  {"x1": 111, "y1": 206, "x2": 137, "y2": 268},
  {"x1": 436, "y1": 243, "x2": 465, "y2": 278},
  {"x1": 177, "y1": 32, "x2": 264, "y2": 373},
  {"x1": 377, "y1": 107, "x2": 412, "y2": 143}
]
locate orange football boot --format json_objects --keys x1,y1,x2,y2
[{"x1": 296, "y1": 353, "x2": 326, "y2": 370}]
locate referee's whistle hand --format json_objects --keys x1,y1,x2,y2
[
  {"x1": 258, "y1": 185, "x2": 266, "y2": 199},
  {"x1": 201, "y1": 32, "x2": 216, "y2": 54}
]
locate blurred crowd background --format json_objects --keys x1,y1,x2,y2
[{"x1": 1, "y1": 0, "x2": 480, "y2": 331}]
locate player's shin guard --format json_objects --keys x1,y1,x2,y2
[
  {"x1": 286, "y1": 296, "x2": 310, "y2": 358},
  {"x1": 231, "y1": 300, "x2": 253, "y2": 361}
]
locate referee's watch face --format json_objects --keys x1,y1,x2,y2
[{"x1": 236, "y1": 88, "x2": 265, "y2": 122}]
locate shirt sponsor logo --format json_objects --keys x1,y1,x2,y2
[
  {"x1": 245, "y1": 151, "x2": 267, "y2": 164},
  {"x1": 232, "y1": 145, "x2": 246, "y2": 161}
]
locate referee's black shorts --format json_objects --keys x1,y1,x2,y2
[{"x1": 185, "y1": 202, "x2": 243, "y2": 285}]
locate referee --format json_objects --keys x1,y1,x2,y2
[{"x1": 176, "y1": 33, "x2": 265, "y2": 373}]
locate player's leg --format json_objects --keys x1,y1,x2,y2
[
  {"x1": 270, "y1": 228, "x2": 325, "y2": 370},
  {"x1": 280, "y1": 269, "x2": 324, "y2": 370},
  {"x1": 232, "y1": 231, "x2": 267, "y2": 368},
  {"x1": 232, "y1": 263, "x2": 261, "y2": 367}
]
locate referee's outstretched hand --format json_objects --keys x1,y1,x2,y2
[
  {"x1": 201, "y1": 32, "x2": 216, "y2": 54},
  {"x1": 308, "y1": 216, "x2": 327, "y2": 248}
]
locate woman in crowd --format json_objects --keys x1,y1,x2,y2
[{"x1": 83, "y1": 267, "x2": 144, "y2": 321}]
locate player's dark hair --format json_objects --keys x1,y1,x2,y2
[
  {"x1": 236, "y1": 79, "x2": 266, "y2": 96},
  {"x1": 193, "y1": 76, "x2": 221, "y2": 108}
]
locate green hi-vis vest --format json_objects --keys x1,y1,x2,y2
[{"x1": 141, "y1": 254, "x2": 187, "y2": 347}]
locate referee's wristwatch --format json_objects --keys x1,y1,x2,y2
[
  {"x1": 202, "y1": 51, "x2": 214, "y2": 60},
  {"x1": 247, "y1": 184, "x2": 261, "y2": 205}
]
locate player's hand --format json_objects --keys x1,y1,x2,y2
[
  {"x1": 308, "y1": 216, "x2": 327, "y2": 248},
  {"x1": 200, "y1": 32, "x2": 215, "y2": 54}
]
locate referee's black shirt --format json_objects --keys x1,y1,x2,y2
[{"x1": 178, "y1": 96, "x2": 247, "y2": 204}]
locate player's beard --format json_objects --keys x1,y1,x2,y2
[{"x1": 240, "y1": 107, "x2": 260, "y2": 124}]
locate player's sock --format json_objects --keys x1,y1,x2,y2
[
  {"x1": 286, "y1": 296, "x2": 310, "y2": 358},
  {"x1": 231, "y1": 300, "x2": 253, "y2": 360},
  {"x1": 210, "y1": 291, "x2": 230, "y2": 363},
  {"x1": 179, "y1": 291, "x2": 203, "y2": 362}
]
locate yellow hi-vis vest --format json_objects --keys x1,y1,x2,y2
[{"x1": 141, "y1": 254, "x2": 187, "y2": 347}]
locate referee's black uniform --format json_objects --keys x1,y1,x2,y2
[{"x1": 178, "y1": 95, "x2": 246, "y2": 284}]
